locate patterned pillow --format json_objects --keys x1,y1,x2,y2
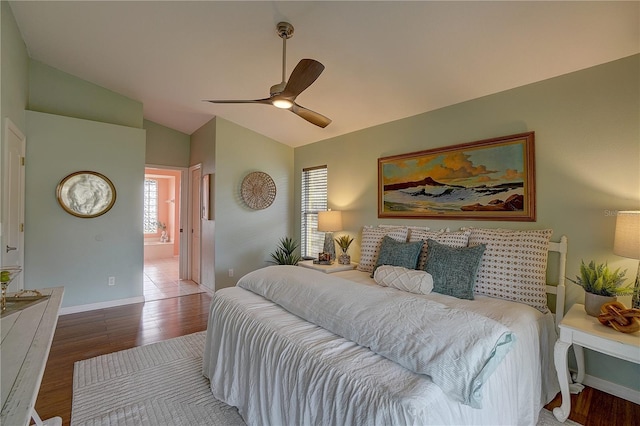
[
  {"x1": 409, "y1": 229, "x2": 471, "y2": 270},
  {"x1": 425, "y1": 239, "x2": 486, "y2": 300},
  {"x1": 372, "y1": 236, "x2": 423, "y2": 276},
  {"x1": 357, "y1": 226, "x2": 409, "y2": 273},
  {"x1": 467, "y1": 228, "x2": 553, "y2": 313},
  {"x1": 373, "y1": 265, "x2": 434, "y2": 295}
]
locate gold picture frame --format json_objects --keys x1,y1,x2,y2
[
  {"x1": 56, "y1": 171, "x2": 116, "y2": 218},
  {"x1": 378, "y1": 132, "x2": 536, "y2": 221}
]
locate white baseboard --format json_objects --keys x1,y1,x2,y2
[
  {"x1": 581, "y1": 373, "x2": 640, "y2": 404},
  {"x1": 199, "y1": 285, "x2": 215, "y2": 295},
  {"x1": 59, "y1": 296, "x2": 145, "y2": 315}
]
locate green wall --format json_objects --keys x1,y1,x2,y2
[
  {"x1": 214, "y1": 117, "x2": 294, "y2": 289},
  {"x1": 188, "y1": 116, "x2": 293, "y2": 291},
  {"x1": 1, "y1": 1, "x2": 29, "y2": 132},
  {"x1": 28, "y1": 60, "x2": 143, "y2": 129},
  {"x1": 295, "y1": 54, "x2": 640, "y2": 392},
  {"x1": 144, "y1": 119, "x2": 190, "y2": 167},
  {"x1": 25, "y1": 111, "x2": 146, "y2": 307}
]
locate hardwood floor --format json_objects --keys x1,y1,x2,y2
[
  {"x1": 35, "y1": 293, "x2": 639, "y2": 426},
  {"x1": 35, "y1": 292, "x2": 212, "y2": 425}
]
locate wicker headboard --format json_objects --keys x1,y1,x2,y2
[{"x1": 547, "y1": 235, "x2": 568, "y2": 326}]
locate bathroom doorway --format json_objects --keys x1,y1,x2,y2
[{"x1": 143, "y1": 166, "x2": 203, "y2": 301}]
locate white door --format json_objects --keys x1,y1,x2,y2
[
  {"x1": 189, "y1": 166, "x2": 201, "y2": 284},
  {"x1": 2, "y1": 120, "x2": 26, "y2": 291}
]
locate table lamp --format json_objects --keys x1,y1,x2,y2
[
  {"x1": 317, "y1": 210, "x2": 342, "y2": 261},
  {"x1": 613, "y1": 211, "x2": 640, "y2": 308}
]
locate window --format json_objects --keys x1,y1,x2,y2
[
  {"x1": 301, "y1": 165, "x2": 327, "y2": 258},
  {"x1": 143, "y1": 179, "x2": 158, "y2": 233}
]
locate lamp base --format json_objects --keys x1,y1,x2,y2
[{"x1": 323, "y1": 232, "x2": 336, "y2": 261}]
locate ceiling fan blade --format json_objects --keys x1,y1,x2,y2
[
  {"x1": 204, "y1": 97, "x2": 272, "y2": 104},
  {"x1": 281, "y1": 59, "x2": 325, "y2": 98},
  {"x1": 291, "y1": 103, "x2": 332, "y2": 128}
]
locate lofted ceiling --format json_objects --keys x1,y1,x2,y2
[{"x1": 8, "y1": 1, "x2": 639, "y2": 148}]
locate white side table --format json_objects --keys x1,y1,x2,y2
[
  {"x1": 298, "y1": 260, "x2": 356, "y2": 274},
  {"x1": 553, "y1": 303, "x2": 640, "y2": 422}
]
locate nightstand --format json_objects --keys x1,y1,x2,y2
[
  {"x1": 553, "y1": 303, "x2": 640, "y2": 422},
  {"x1": 298, "y1": 260, "x2": 357, "y2": 273}
]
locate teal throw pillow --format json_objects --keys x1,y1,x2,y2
[
  {"x1": 372, "y1": 236, "x2": 423, "y2": 277},
  {"x1": 424, "y1": 239, "x2": 486, "y2": 300}
]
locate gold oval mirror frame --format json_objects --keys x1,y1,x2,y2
[{"x1": 56, "y1": 171, "x2": 116, "y2": 218}]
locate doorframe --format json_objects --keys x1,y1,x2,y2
[
  {"x1": 188, "y1": 164, "x2": 202, "y2": 283},
  {"x1": 145, "y1": 164, "x2": 188, "y2": 280},
  {"x1": 2, "y1": 118, "x2": 26, "y2": 290}
]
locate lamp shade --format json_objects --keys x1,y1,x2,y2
[
  {"x1": 317, "y1": 210, "x2": 342, "y2": 232},
  {"x1": 613, "y1": 211, "x2": 640, "y2": 260}
]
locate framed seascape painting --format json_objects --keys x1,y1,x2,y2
[{"x1": 378, "y1": 132, "x2": 536, "y2": 221}]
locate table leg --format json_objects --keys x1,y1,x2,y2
[
  {"x1": 31, "y1": 409, "x2": 62, "y2": 426},
  {"x1": 573, "y1": 344, "x2": 585, "y2": 384},
  {"x1": 553, "y1": 339, "x2": 572, "y2": 422}
]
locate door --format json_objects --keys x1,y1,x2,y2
[
  {"x1": 2, "y1": 120, "x2": 26, "y2": 291},
  {"x1": 189, "y1": 165, "x2": 201, "y2": 284}
]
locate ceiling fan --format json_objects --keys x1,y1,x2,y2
[{"x1": 204, "y1": 22, "x2": 331, "y2": 128}]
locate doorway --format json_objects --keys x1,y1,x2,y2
[{"x1": 143, "y1": 166, "x2": 202, "y2": 301}]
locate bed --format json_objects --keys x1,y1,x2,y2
[{"x1": 203, "y1": 227, "x2": 567, "y2": 426}]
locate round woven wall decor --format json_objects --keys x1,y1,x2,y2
[{"x1": 241, "y1": 171, "x2": 276, "y2": 210}]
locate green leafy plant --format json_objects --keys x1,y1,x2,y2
[
  {"x1": 269, "y1": 237, "x2": 301, "y2": 265},
  {"x1": 335, "y1": 235, "x2": 354, "y2": 253},
  {"x1": 157, "y1": 221, "x2": 167, "y2": 231},
  {"x1": 567, "y1": 260, "x2": 633, "y2": 297}
]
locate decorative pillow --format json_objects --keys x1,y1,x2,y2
[
  {"x1": 425, "y1": 239, "x2": 486, "y2": 300},
  {"x1": 372, "y1": 236, "x2": 423, "y2": 276},
  {"x1": 357, "y1": 226, "x2": 409, "y2": 273},
  {"x1": 373, "y1": 265, "x2": 434, "y2": 295},
  {"x1": 409, "y1": 229, "x2": 471, "y2": 270},
  {"x1": 467, "y1": 228, "x2": 553, "y2": 313}
]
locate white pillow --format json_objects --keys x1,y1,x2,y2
[
  {"x1": 467, "y1": 227, "x2": 553, "y2": 313},
  {"x1": 408, "y1": 229, "x2": 471, "y2": 270},
  {"x1": 373, "y1": 265, "x2": 434, "y2": 295},
  {"x1": 357, "y1": 226, "x2": 408, "y2": 273}
]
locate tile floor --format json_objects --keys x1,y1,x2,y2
[{"x1": 143, "y1": 257, "x2": 205, "y2": 301}]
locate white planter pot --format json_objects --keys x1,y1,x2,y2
[{"x1": 584, "y1": 292, "x2": 616, "y2": 317}]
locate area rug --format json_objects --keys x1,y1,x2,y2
[{"x1": 72, "y1": 331, "x2": 581, "y2": 426}]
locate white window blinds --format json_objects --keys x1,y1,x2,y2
[{"x1": 301, "y1": 165, "x2": 327, "y2": 258}]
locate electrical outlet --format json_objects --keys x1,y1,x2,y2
[
  {"x1": 228, "y1": 269, "x2": 234, "y2": 277},
  {"x1": 108, "y1": 276, "x2": 115, "y2": 286}
]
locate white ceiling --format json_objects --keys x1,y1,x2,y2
[{"x1": 9, "y1": 1, "x2": 639, "y2": 147}]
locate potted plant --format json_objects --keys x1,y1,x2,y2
[
  {"x1": 335, "y1": 235, "x2": 354, "y2": 265},
  {"x1": 268, "y1": 237, "x2": 301, "y2": 266},
  {"x1": 567, "y1": 260, "x2": 633, "y2": 316}
]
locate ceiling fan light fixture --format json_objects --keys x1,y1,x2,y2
[
  {"x1": 272, "y1": 98, "x2": 293, "y2": 109},
  {"x1": 205, "y1": 21, "x2": 331, "y2": 127}
]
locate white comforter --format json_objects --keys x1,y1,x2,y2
[
  {"x1": 237, "y1": 265, "x2": 514, "y2": 408},
  {"x1": 203, "y1": 266, "x2": 559, "y2": 426}
]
